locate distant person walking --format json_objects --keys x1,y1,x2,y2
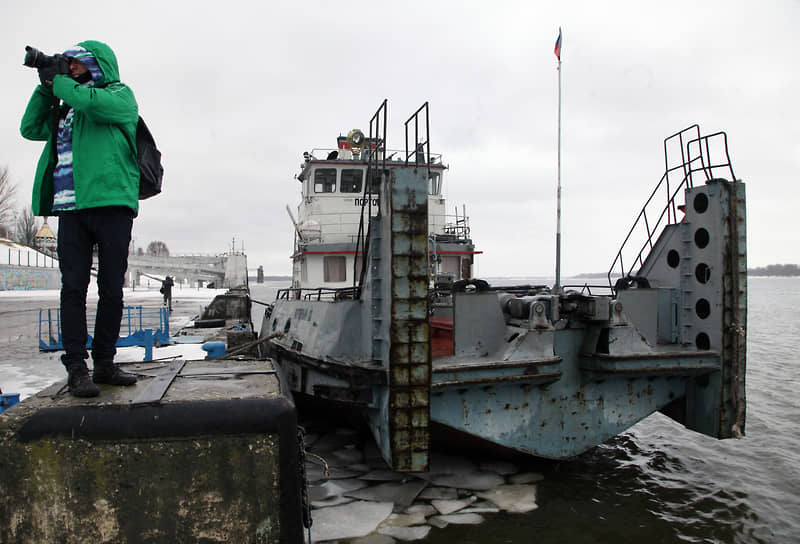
[
  {"x1": 21, "y1": 40, "x2": 139, "y2": 397},
  {"x1": 161, "y1": 275, "x2": 174, "y2": 311}
]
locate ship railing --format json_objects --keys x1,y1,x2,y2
[
  {"x1": 276, "y1": 287, "x2": 360, "y2": 302},
  {"x1": 307, "y1": 147, "x2": 444, "y2": 166},
  {"x1": 607, "y1": 126, "x2": 736, "y2": 292},
  {"x1": 436, "y1": 204, "x2": 471, "y2": 240},
  {"x1": 405, "y1": 102, "x2": 432, "y2": 175},
  {"x1": 298, "y1": 210, "x2": 470, "y2": 244}
]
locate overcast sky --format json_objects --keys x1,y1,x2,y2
[{"x1": 2, "y1": 0, "x2": 797, "y2": 277}]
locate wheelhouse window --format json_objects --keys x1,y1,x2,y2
[
  {"x1": 429, "y1": 172, "x2": 441, "y2": 196},
  {"x1": 324, "y1": 255, "x2": 347, "y2": 282},
  {"x1": 314, "y1": 168, "x2": 336, "y2": 193},
  {"x1": 340, "y1": 169, "x2": 363, "y2": 193}
]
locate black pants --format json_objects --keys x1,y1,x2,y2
[{"x1": 57, "y1": 207, "x2": 134, "y2": 370}]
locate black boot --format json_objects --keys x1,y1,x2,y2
[
  {"x1": 67, "y1": 366, "x2": 101, "y2": 397},
  {"x1": 93, "y1": 363, "x2": 138, "y2": 386}
]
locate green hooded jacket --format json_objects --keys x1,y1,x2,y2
[{"x1": 20, "y1": 40, "x2": 139, "y2": 216}]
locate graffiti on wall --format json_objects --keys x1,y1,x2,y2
[{"x1": 0, "y1": 266, "x2": 61, "y2": 290}]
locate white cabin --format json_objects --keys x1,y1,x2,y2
[{"x1": 289, "y1": 133, "x2": 478, "y2": 290}]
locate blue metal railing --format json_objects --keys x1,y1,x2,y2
[{"x1": 38, "y1": 305, "x2": 171, "y2": 360}]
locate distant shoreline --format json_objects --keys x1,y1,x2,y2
[{"x1": 746, "y1": 264, "x2": 800, "y2": 277}]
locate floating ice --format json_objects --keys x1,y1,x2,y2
[
  {"x1": 404, "y1": 504, "x2": 437, "y2": 517},
  {"x1": 380, "y1": 511, "x2": 427, "y2": 528},
  {"x1": 309, "y1": 478, "x2": 368, "y2": 501},
  {"x1": 311, "y1": 494, "x2": 355, "y2": 509},
  {"x1": 429, "y1": 513, "x2": 485, "y2": 526},
  {"x1": 461, "y1": 500, "x2": 500, "y2": 514},
  {"x1": 420, "y1": 470, "x2": 504, "y2": 491},
  {"x1": 477, "y1": 484, "x2": 538, "y2": 513},
  {"x1": 417, "y1": 486, "x2": 458, "y2": 500},
  {"x1": 308, "y1": 500, "x2": 393, "y2": 542},
  {"x1": 350, "y1": 535, "x2": 397, "y2": 544},
  {"x1": 378, "y1": 525, "x2": 431, "y2": 541},
  {"x1": 431, "y1": 496, "x2": 476, "y2": 515},
  {"x1": 345, "y1": 480, "x2": 428, "y2": 510}
]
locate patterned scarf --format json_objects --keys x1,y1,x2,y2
[{"x1": 52, "y1": 45, "x2": 104, "y2": 212}]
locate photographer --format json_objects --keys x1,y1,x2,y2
[{"x1": 20, "y1": 41, "x2": 139, "y2": 397}]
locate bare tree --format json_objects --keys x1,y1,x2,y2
[
  {"x1": 0, "y1": 166, "x2": 17, "y2": 238},
  {"x1": 147, "y1": 240, "x2": 170, "y2": 257},
  {"x1": 15, "y1": 207, "x2": 39, "y2": 247}
]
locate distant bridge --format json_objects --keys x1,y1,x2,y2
[{"x1": 125, "y1": 253, "x2": 248, "y2": 288}]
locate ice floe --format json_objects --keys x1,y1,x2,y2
[
  {"x1": 429, "y1": 513, "x2": 485, "y2": 526},
  {"x1": 345, "y1": 480, "x2": 428, "y2": 511},
  {"x1": 378, "y1": 525, "x2": 431, "y2": 541},
  {"x1": 301, "y1": 424, "x2": 544, "y2": 543},
  {"x1": 419, "y1": 470, "x2": 505, "y2": 491},
  {"x1": 477, "y1": 484, "x2": 538, "y2": 513},
  {"x1": 431, "y1": 496, "x2": 476, "y2": 515},
  {"x1": 308, "y1": 500, "x2": 393, "y2": 542}
]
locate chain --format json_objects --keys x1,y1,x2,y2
[{"x1": 296, "y1": 426, "x2": 312, "y2": 531}]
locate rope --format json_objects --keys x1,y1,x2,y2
[{"x1": 223, "y1": 331, "x2": 284, "y2": 358}]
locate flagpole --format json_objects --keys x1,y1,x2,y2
[{"x1": 555, "y1": 28, "x2": 563, "y2": 293}]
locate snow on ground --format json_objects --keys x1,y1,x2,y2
[{"x1": 0, "y1": 284, "x2": 227, "y2": 399}]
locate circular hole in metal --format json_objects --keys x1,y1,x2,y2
[
  {"x1": 695, "y1": 263, "x2": 711, "y2": 284},
  {"x1": 695, "y1": 298, "x2": 711, "y2": 319},
  {"x1": 694, "y1": 228, "x2": 710, "y2": 249},
  {"x1": 667, "y1": 250, "x2": 680, "y2": 268},
  {"x1": 696, "y1": 332, "x2": 710, "y2": 350},
  {"x1": 693, "y1": 192, "x2": 709, "y2": 213}
]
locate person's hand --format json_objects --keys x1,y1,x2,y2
[{"x1": 37, "y1": 57, "x2": 70, "y2": 88}]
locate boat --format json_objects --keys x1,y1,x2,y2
[{"x1": 259, "y1": 100, "x2": 747, "y2": 472}]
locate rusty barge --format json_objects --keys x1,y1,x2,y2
[{"x1": 259, "y1": 100, "x2": 747, "y2": 472}]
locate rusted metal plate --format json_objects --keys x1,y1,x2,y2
[{"x1": 388, "y1": 167, "x2": 431, "y2": 472}]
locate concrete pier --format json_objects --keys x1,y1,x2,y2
[{"x1": 0, "y1": 359, "x2": 303, "y2": 543}]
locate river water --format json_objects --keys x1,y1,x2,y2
[{"x1": 2, "y1": 277, "x2": 797, "y2": 543}]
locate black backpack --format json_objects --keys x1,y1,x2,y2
[{"x1": 136, "y1": 116, "x2": 163, "y2": 199}]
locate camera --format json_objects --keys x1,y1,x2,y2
[{"x1": 23, "y1": 45, "x2": 70, "y2": 73}]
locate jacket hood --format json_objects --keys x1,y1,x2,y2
[{"x1": 74, "y1": 40, "x2": 120, "y2": 86}]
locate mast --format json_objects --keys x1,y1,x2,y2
[{"x1": 554, "y1": 27, "x2": 563, "y2": 293}]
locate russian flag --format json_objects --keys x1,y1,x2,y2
[{"x1": 554, "y1": 28, "x2": 562, "y2": 60}]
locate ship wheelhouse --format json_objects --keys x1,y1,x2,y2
[{"x1": 290, "y1": 133, "x2": 479, "y2": 290}]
